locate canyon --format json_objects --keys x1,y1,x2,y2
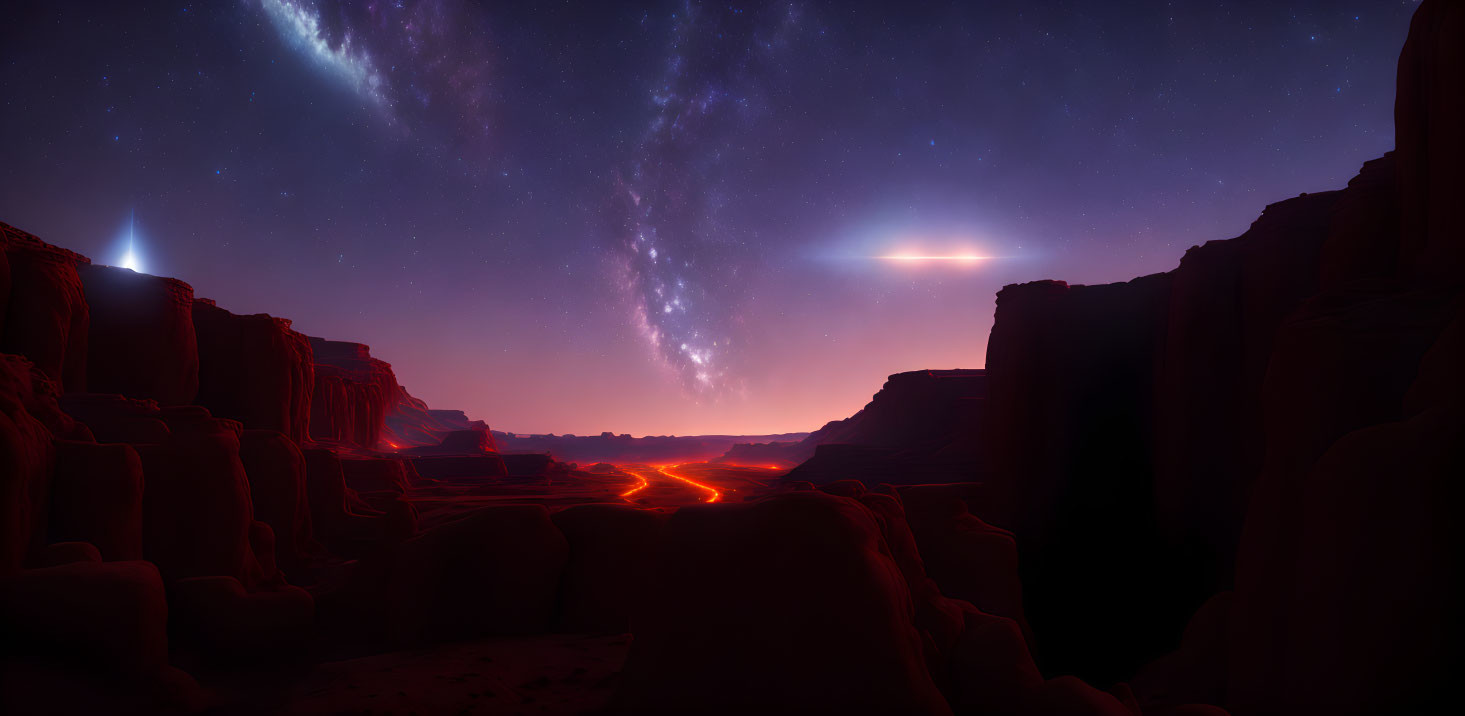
[{"x1": 2, "y1": 2, "x2": 1462, "y2": 714}]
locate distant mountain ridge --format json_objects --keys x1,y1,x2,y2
[
  {"x1": 717, "y1": 369, "x2": 988, "y2": 480},
  {"x1": 494, "y1": 430, "x2": 808, "y2": 465}
]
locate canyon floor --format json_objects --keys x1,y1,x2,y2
[{"x1": 208, "y1": 461, "x2": 783, "y2": 715}]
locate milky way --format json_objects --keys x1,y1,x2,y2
[
  {"x1": 0, "y1": 0, "x2": 1414, "y2": 435},
  {"x1": 610, "y1": 4, "x2": 804, "y2": 396},
  {"x1": 260, "y1": 0, "x2": 496, "y2": 143}
]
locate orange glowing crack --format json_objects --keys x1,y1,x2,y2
[
  {"x1": 620, "y1": 469, "x2": 652, "y2": 498},
  {"x1": 655, "y1": 464, "x2": 721, "y2": 504}
]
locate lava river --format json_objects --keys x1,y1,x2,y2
[{"x1": 617, "y1": 463, "x2": 785, "y2": 507}]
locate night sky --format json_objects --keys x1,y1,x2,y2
[{"x1": 0, "y1": 1, "x2": 1417, "y2": 436}]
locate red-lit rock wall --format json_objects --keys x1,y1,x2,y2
[
  {"x1": 193, "y1": 300, "x2": 314, "y2": 443},
  {"x1": 78, "y1": 264, "x2": 199, "y2": 406},
  {"x1": 1, "y1": 223, "x2": 89, "y2": 392},
  {"x1": 308, "y1": 338, "x2": 398, "y2": 450}
]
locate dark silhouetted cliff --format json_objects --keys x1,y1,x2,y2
[
  {"x1": 978, "y1": 4, "x2": 1465, "y2": 711},
  {"x1": 721, "y1": 369, "x2": 988, "y2": 484}
]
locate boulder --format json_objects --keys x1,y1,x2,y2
[
  {"x1": 0, "y1": 560, "x2": 169, "y2": 674},
  {"x1": 610, "y1": 491, "x2": 950, "y2": 715},
  {"x1": 381, "y1": 505, "x2": 567, "y2": 645},
  {"x1": 551, "y1": 503, "x2": 668, "y2": 632},
  {"x1": 0, "y1": 558, "x2": 209, "y2": 714},
  {"x1": 169, "y1": 575, "x2": 314, "y2": 660}
]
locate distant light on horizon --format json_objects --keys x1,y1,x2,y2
[
  {"x1": 876, "y1": 253, "x2": 996, "y2": 262},
  {"x1": 119, "y1": 249, "x2": 141, "y2": 272}
]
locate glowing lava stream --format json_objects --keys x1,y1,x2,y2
[
  {"x1": 620, "y1": 469, "x2": 652, "y2": 498},
  {"x1": 655, "y1": 464, "x2": 722, "y2": 504}
]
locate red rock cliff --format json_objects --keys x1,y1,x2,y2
[
  {"x1": 193, "y1": 300, "x2": 314, "y2": 443},
  {"x1": 308, "y1": 337, "x2": 399, "y2": 450}
]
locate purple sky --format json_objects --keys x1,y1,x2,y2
[{"x1": 0, "y1": 0, "x2": 1415, "y2": 435}]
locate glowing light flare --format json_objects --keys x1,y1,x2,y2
[
  {"x1": 118, "y1": 209, "x2": 144, "y2": 273},
  {"x1": 655, "y1": 464, "x2": 722, "y2": 503},
  {"x1": 876, "y1": 253, "x2": 995, "y2": 262}
]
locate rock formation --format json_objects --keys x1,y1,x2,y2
[
  {"x1": 308, "y1": 337, "x2": 399, "y2": 450},
  {"x1": 977, "y1": 3, "x2": 1465, "y2": 711},
  {"x1": 78, "y1": 265, "x2": 199, "y2": 407},
  {"x1": 0, "y1": 218, "x2": 498, "y2": 710},
  {"x1": 730, "y1": 369, "x2": 988, "y2": 484},
  {"x1": 1, "y1": 223, "x2": 89, "y2": 392},
  {"x1": 609, "y1": 491, "x2": 954, "y2": 715},
  {"x1": 193, "y1": 299, "x2": 314, "y2": 443}
]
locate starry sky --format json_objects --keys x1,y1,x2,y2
[{"x1": 0, "y1": 1, "x2": 1417, "y2": 436}]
